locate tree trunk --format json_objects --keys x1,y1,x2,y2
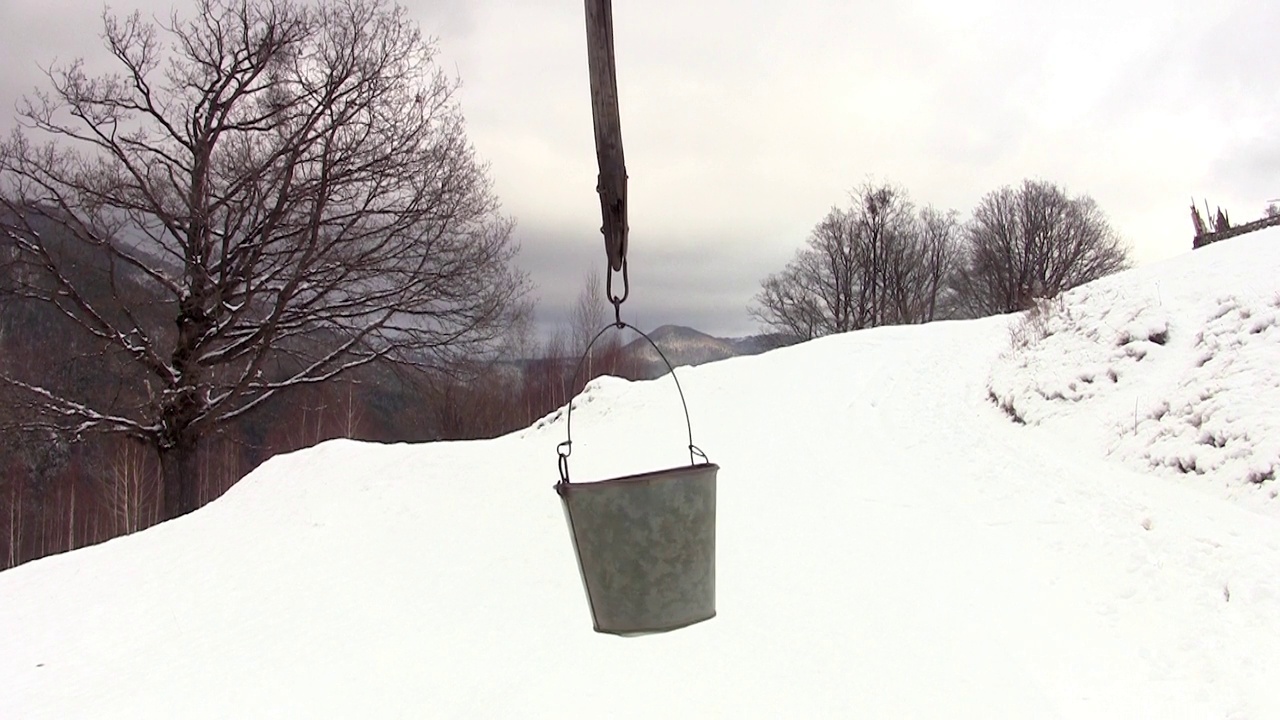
[{"x1": 159, "y1": 440, "x2": 201, "y2": 521}]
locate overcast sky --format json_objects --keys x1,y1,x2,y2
[{"x1": 3, "y1": 0, "x2": 1277, "y2": 338}]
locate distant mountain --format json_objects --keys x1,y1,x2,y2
[
  {"x1": 622, "y1": 325, "x2": 798, "y2": 378},
  {"x1": 724, "y1": 332, "x2": 798, "y2": 355}
]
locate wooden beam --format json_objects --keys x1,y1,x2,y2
[
  {"x1": 1194, "y1": 213, "x2": 1280, "y2": 249},
  {"x1": 584, "y1": 0, "x2": 628, "y2": 272}
]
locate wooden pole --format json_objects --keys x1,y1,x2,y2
[{"x1": 584, "y1": 0, "x2": 628, "y2": 272}]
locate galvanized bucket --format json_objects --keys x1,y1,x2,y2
[{"x1": 555, "y1": 322, "x2": 717, "y2": 635}]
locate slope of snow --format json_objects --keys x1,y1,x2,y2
[
  {"x1": 990, "y1": 231, "x2": 1280, "y2": 514},
  {"x1": 3, "y1": 232, "x2": 1280, "y2": 718}
]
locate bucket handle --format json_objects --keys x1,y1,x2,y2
[{"x1": 556, "y1": 321, "x2": 708, "y2": 485}]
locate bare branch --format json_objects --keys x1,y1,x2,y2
[
  {"x1": 953, "y1": 179, "x2": 1130, "y2": 316},
  {"x1": 751, "y1": 183, "x2": 960, "y2": 339},
  {"x1": 0, "y1": 0, "x2": 530, "y2": 519}
]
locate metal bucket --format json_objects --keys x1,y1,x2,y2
[
  {"x1": 558, "y1": 462, "x2": 718, "y2": 634},
  {"x1": 555, "y1": 322, "x2": 718, "y2": 635}
]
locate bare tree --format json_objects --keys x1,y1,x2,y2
[
  {"x1": 910, "y1": 206, "x2": 962, "y2": 322},
  {"x1": 570, "y1": 268, "x2": 608, "y2": 354},
  {"x1": 569, "y1": 267, "x2": 623, "y2": 381},
  {"x1": 750, "y1": 183, "x2": 959, "y2": 339},
  {"x1": 420, "y1": 299, "x2": 536, "y2": 441},
  {"x1": 953, "y1": 180, "x2": 1130, "y2": 317},
  {"x1": 106, "y1": 438, "x2": 158, "y2": 537},
  {"x1": 750, "y1": 254, "x2": 831, "y2": 342},
  {"x1": 539, "y1": 327, "x2": 570, "y2": 412},
  {"x1": 0, "y1": 0, "x2": 530, "y2": 520}
]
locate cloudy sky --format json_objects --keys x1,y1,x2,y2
[{"x1": 2, "y1": 0, "x2": 1277, "y2": 338}]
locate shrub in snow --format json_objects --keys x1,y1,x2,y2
[{"x1": 988, "y1": 285, "x2": 1171, "y2": 426}]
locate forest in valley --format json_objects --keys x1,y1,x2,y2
[{"x1": 0, "y1": 217, "x2": 648, "y2": 568}]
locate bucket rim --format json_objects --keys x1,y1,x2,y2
[
  {"x1": 556, "y1": 461, "x2": 718, "y2": 492},
  {"x1": 595, "y1": 611, "x2": 718, "y2": 636}
]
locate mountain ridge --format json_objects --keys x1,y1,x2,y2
[{"x1": 622, "y1": 324, "x2": 796, "y2": 377}]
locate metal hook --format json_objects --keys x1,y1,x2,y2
[{"x1": 605, "y1": 257, "x2": 628, "y2": 327}]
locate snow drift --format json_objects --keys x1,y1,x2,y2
[
  {"x1": 3, "y1": 231, "x2": 1280, "y2": 719},
  {"x1": 989, "y1": 233, "x2": 1280, "y2": 511}
]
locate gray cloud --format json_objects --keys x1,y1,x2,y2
[
  {"x1": 514, "y1": 221, "x2": 787, "y2": 340},
  {"x1": 5, "y1": 0, "x2": 1277, "y2": 340}
]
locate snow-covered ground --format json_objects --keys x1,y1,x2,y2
[{"x1": 3, "y1": 231, "x2": 1280, "y2": 718}]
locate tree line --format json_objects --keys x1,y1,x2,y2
[
  {"x1": 1, "y1": 253, "x2": 631, "y2": 570},
  {"x1": 751, "y1": 181, "x2": 1131, "y2": 340}
]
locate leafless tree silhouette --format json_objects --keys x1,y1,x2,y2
[
  {"x1": 952, "y1": 180, "x2": 1129, "y2": 317},
  {"x1": 0, "y1": 0, "x2": 529, "y2": 519},
  {"x1": 751, "y1": 183, "x2": 960, "y2": 339}
]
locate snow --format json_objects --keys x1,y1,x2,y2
[
  {"x1": 989, "y1": 233, "x2": 1280, "y2": 512},
  {"x1": 3, "y1": 231, "x2": 1280, "y2": 718}
]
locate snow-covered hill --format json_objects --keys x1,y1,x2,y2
[
  {"x1": 989, "y1": 236, "x2": 1280, "y2": 510},
  {"x1": 624, "y1": 324, "x2": 738, "y2": 372},
  {"x1": 621, "y1": 325, "x2": 793, "y2": 378},
  {"x1": 3, "y1": 231, "x2": 1280, "y2": 718}
]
